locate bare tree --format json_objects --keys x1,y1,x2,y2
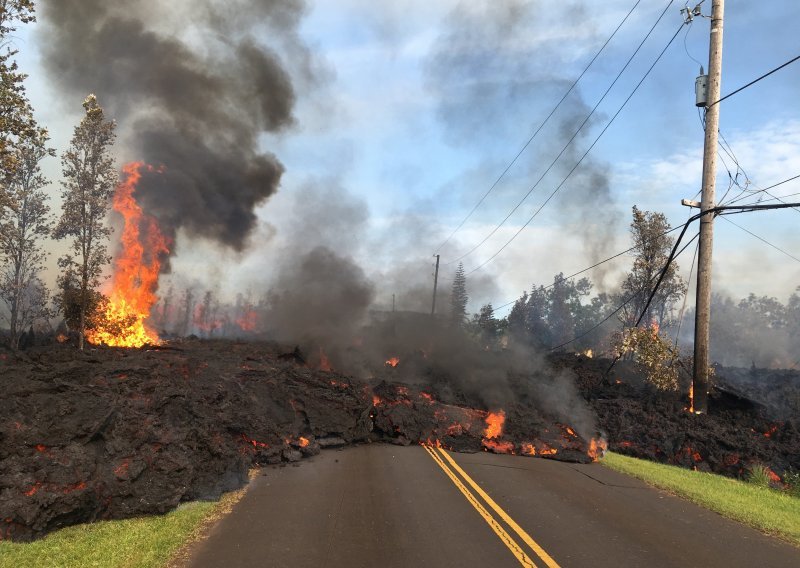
[
  {"x1": 53, "y1": 94, "x2": 117, "y2": 350},
  {"x1": 0, "y1": 127, "x2": 54, "y2": 349}
]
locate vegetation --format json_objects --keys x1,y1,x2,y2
[
  {"x1": 602, "y1": 452, "x2": 800, "y2": 546},
  {"x1": 0, "y1": 128, "x2": 54, "y2": 349},
  {"x1": 449, "y1": 262, "x2": 468, "y2": 328},
  {"x1": 617, "y1": 206, "x2": 686, "y2": 329},
  {"x1": 52, "y1": 94, "x2": 117, "y2": 350},
  {"x1": 0, "y1": 487, "x2": 246, "y2": 568}
]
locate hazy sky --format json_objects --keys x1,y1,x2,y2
[{"x1": 12, "y1": 0, "x2": 800, "y2": 314}]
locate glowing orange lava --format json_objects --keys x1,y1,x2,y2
[
  {"x1": 86, "y1": 162, "x2": 169, "y2": 348},
  {"x1": 385, "y1": 357, "x2": 400, "y2": 367},
  {"x1": 236, "y1": 309, "x2": 257, "y2": 332}
]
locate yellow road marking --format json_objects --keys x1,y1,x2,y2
[
  {"x1": 435, "y1": 447, "x2": 561, "y2": 568},
  {"x1": 422, "y1": 445, "x2": 539, "y2": 568}
]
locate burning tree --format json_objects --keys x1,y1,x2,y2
[
  {"x1": 0, "y1": 128, "x2": 55, "y2": 349},
  {"x1": 53, "y1": 94, "x2": 118, "y2": 350}
]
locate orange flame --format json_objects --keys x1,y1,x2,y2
[
  {"x1": 483, "y1": 410, "x2": 505, "y2": 439},
  {"x1": 588, "y1": 438, "x2": 608, "y2": 461},
  {"x1": 298, "y1": 436, "x2": 310, "y2": 448},
  {"x1": 87, "y1": 162, "x2": 169, "y2": 348},
  {"x1": 236, "y1": 309, "x2": 257, "y2": 332},
  {"x1": 385, "y1": 357, "x2": 400, "y2": 367}
]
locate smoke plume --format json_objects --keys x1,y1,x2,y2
[{"x1": 38, "y1": 0, "x2": 310, "y2": 252}]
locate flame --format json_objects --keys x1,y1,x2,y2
[
  {"x1": 385, "y1": 357, "x2": 400, "y2": 367},
  {"x1": 55, "y1": 333, "x2": 68, "y2": 343},
  {"x1": 483, "y1": 410, "x2": 505, "y2": 439},
  {"x1": 521, "y1": 443, "x2": 536, "y2": 456},
  {"x1": 766, "y1": 468, "x2": 781, "y2": 484},
  {"x1": 650, "y1": 320, "x2": 660, "y2": 337},
  {"x1": 539, "y1": 445, "x2": 558, "y2": 456},
  {"x1": 298, "y1": 436, "x2": 310, "y2": 448},
  {"x1": 372, "y1": 394, "x2": 382, "y2": 406},
  {"x1": 688, "y1": 382, "x2": 695, "y2": 413},
  {"x1": 764, "y1": 424, "x2": 779, "y2": 438},
  {"x1": 86, "y1": 162, "x2": 169, "y2": 348},
  {"x1": 588, "y1": 438, "x2": 608, "y2": 461},
  {"x1": 583, "y1": 349, "x2": 593, "y2": 358},
  {"x1": 236, "y1": 308, "x2": 257, "y2": 332}
]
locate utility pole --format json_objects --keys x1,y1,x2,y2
[
  {"x1": 431, "y1": 254, "x2": 440, "y2": 316},
  {"x1": 693, "y1": 0, "x2": 724, "y2": 414}
]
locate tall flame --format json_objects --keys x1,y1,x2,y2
[{"x1": 86, "y1": 162, "x2": 169, "y2": 348}]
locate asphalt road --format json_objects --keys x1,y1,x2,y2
[{"x1": 187, "y1": 444, "x2": 800, "y2": 568}]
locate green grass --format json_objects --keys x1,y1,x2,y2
[
  {"x1": 602, "y1": 451, "x2": 800, "y2": 546},
  {"x1": 0, "y1": 491, "x2": 243, "y2": 568}
]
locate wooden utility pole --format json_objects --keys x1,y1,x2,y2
[
  {"x1": 692, "y1": 0, "x2": 725, "y2": 414},
  {"x1": 431, "y1": 255, "x2": 440, "y2": 316}
]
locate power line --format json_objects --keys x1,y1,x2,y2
[
  {"x1": 433, "y1": 0, "x2": 645, "y2": 254},
  {"x1": 466, "y1": 21, "x2": 686, "y2": 275},
  {"x1": 493, "y1": 225, "x2": 683, "y2": 311},
  {"x1": 442, "y1": 0, "x2": 677, "y2": 267},
  {"x1": 720, "y1": 216, "x2": 800, "y2": 264},
  {"x1": 708, "y1": 54, "x2": 800, "y2": 107},
  {"x1": 549, "y1": 231, "x2": 700, "y2": 351}
]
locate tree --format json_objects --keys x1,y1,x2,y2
[
  {"x1": 619, "y1": 206, "x2": 686, "y2": 329},
  {"x1": 476, "y1": 302, "x2": 499, "y2": 348},
  {"x1": 0, "y1": 127, "x2": 54, "y2": 349},
  {"x1": 0, "y1": 1, "x2": 36, "y2": 188},
  {"x1": 53, "y1": 94, "x2": 118, "y2": 350},
  {"x1": 449, "y1": 262, "x2": 468, "y2": 328}
]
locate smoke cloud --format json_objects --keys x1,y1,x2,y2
[
  {"x1": 425, "y1": 0, "x2": 620, "y2": 289},
  {"x1": 38, "y1": 0, "x2": 310, "y2": 252}
]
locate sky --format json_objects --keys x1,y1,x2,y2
[{"x1": 11, "y1": 0, "x2": 800, "y2": 316}]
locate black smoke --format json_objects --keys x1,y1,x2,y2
[{"x1": 38, "y1": 0, "x2": 309, "y2": 251}]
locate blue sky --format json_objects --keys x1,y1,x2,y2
[{"x1": 13, "y1": 0, "x2": 800, "y2": 314}]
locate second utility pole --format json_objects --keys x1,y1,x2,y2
[
  {"x1": 431, "y1": 255, "x2": 440, "y2": 316},
  {"x1": 693, "y1": 0, "x2": 725, "y2": 414}
]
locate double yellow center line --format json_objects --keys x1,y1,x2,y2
[{"x1": 422, "y1": 445, "x2": 561, "y2": 568}]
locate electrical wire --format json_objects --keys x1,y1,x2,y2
[
  {"x1": 549, "y1": 231, "x2": 700, "y2": 351},
  {"x1": 708, "y1": 54, "x2": 800, "y2": 107},
  {"x1": 493, "y1": 225, "x2": 683, "y2": 311},
  {"x1": 442, "y1": 0, "x2": 677, "y2": 267},
  {"x1": 720, "y1": 216, "x2": 800, "y2": 264},
  {"x1": 466, "y1": 21, "x2": 685, "y2": 275},
  {"x1": 433, "y1": 0, "x2": 645, "y2": 255},
  {"x1": 673, "y1": 239, "x2": 699, "y2": 348}
]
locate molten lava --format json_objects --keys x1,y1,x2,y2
[
  {"x1": 385, "y1": 357, "x2": 400, "y2": 367},
  {"x1": 87, "y1": 162, "x2": 169, "y2": 348}
]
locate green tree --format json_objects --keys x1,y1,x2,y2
[
  {"x1": 476, "y1": 302, "x2": 499, "y2": 348},
  {"x1": 450, "y1": 262, "x2": 468, "y2": 328},
  {"x1": 619, "y1": 206, "x2": 686, "y2": 329},
  {"x1": 0, "y1": 127, "x2": 54, "y2": 349},
  {"x1": 53, "y1": 94, "x2": 118, "y2": 350},
  {"x1": 0, "y1": 1, "x2": 36, "y2": 212}
]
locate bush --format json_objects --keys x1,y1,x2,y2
[
  {"x1": 784, "y1": 468, "x2": 800, "y2": 498},
  {"x1": 747, "y1": 463, "x2": 775, "y2": 489}
]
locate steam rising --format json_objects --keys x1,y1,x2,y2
[{"x1": 38, "y1": 0, "x2": 306, "y2": 251}]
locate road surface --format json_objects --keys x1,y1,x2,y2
[{"x1": 187, "y1": 444, "x2": 799, "y2": 567}]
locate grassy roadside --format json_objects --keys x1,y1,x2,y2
[
  {"x1": 0, "y1": 486, "x2": 246, "y2": 568},
  {"x1": 601, "y1": 451, "x2": 800, "y2": 546}
]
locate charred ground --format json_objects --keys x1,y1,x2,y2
[{"x1": 0, "y1": 339, "x2": 797, "y2": 542}]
